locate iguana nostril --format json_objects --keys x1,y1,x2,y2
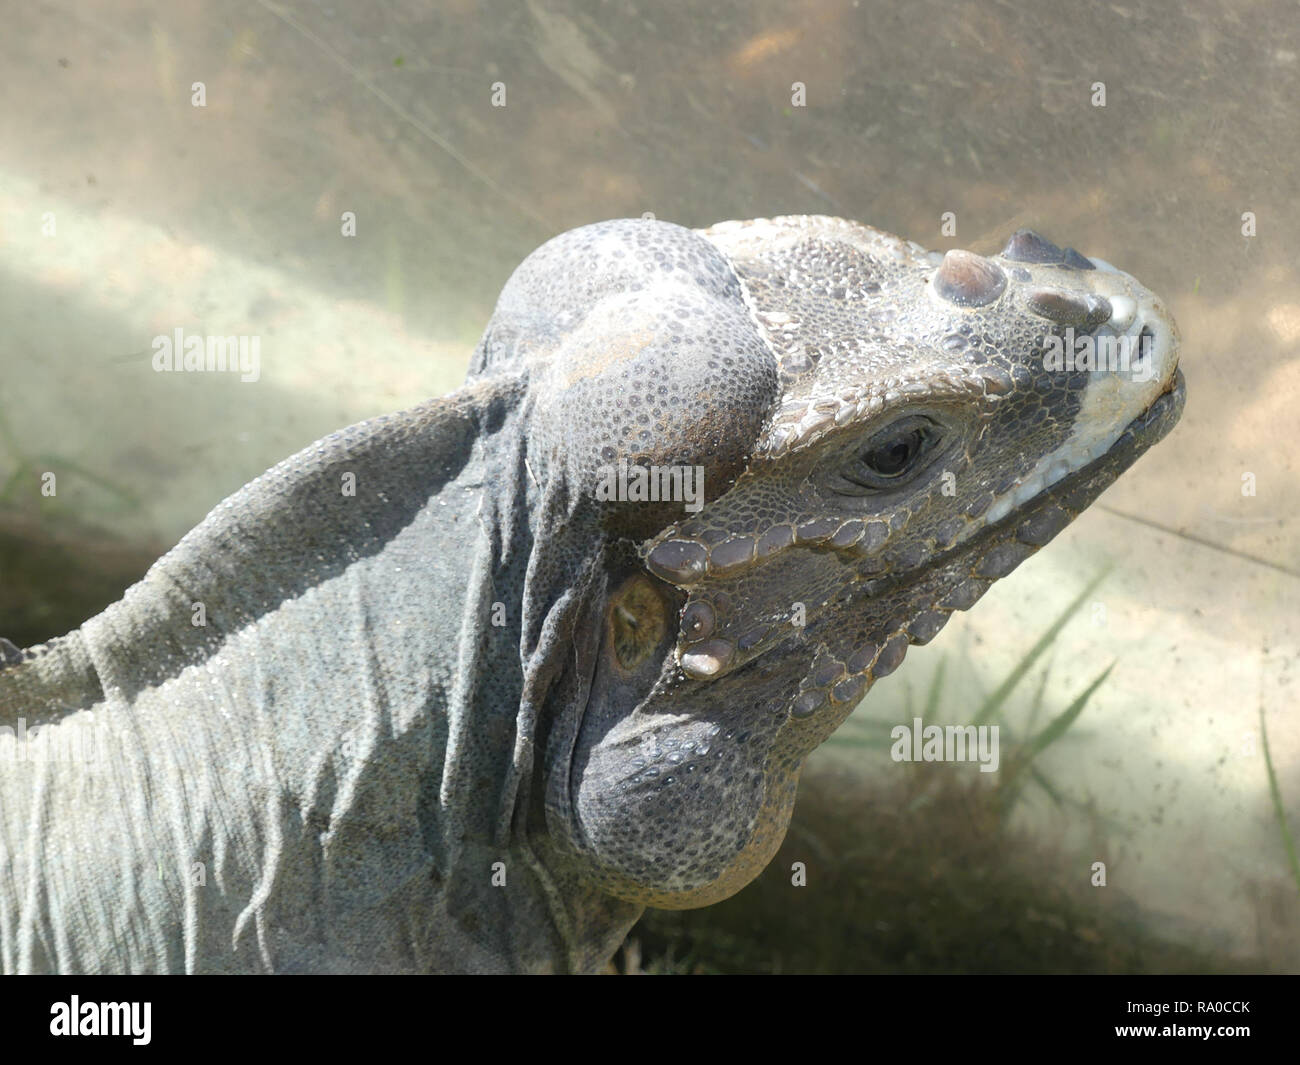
[
  {"x1": 1001, "y1": 228, "x2": 1065, "y2": 263},
  {"x1": 933, "y1": 250, "x2": 1007, "y2": 307},
  {"x1": 1138, "y1": 325, "x2": 1156, "y2": 357}
]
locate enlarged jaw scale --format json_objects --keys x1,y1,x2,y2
[{"x1": 526, "y1": 216, "x2": 1183, "y2": 909}]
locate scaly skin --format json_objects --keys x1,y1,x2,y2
[{"x1": 0, "y1": 217, "x2": 1183, "y2": 972}]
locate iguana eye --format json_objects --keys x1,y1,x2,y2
[
  {"x1": 866, "y1": 430, "x2": 925, "y2": 475},
  {"x1": 837, "y1": 417, "x2": 940, "y2": 492}
]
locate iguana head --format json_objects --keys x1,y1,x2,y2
[{"x1": 482, "y1": 216, "x2": 1183, "y2": 911}]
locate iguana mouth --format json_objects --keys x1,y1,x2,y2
[
  {"x1": 1114, "y1": 365, "x2": 1185, "y2": 446},
  {"x1": 660, "y1": 363, "x2": 1186, "y2": 716},
  {"x1": 986, "y1": 363, "x2": 1186, "y2": 530}
]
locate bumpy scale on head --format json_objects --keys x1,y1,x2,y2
[{"x1": 479, "y1": 218, "x2": 780, "y2": 538}]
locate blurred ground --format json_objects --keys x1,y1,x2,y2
[{"x1": 632, "y1": 768, "x2": 1282, "y2": 974}]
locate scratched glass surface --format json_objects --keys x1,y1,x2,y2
[{"x1": 0, "y1": 0, "x2": 1295, "y2": 971}]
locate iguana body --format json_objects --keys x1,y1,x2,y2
[{"x1": 0, "y1": 217, "x2": 1184, "y2": 973}]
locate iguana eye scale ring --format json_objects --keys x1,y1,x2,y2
[{"x1": 837, "y1": 414, "x2": 944, "y2": 491}]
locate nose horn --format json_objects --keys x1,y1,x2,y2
[
  {"x1": 1002, "y1": 228, "x2": 1097, "y2": 271},
  {"x1": 1001, "y1": 228, "x2": 1064, "y2": 264},
  {"x1": 933, "y1": 249, "x2": 1006, "y2": 307}
]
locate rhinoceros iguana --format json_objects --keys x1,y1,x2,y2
[{"x1": 0, "y1": 216, "x2": 1183, "y2": 973}]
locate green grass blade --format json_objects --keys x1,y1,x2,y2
[
  {"x1": 825, "y1": 714, "x2": 898, "y2": 751},
  {"x1": 0, "y1": 403, "x2": 19, "y2": 453},
  {"x1": 998, "y1": 660, "x2": 1114, "y2": 814},
  {"x1": 1260, "y1": 704, "x2": 1300, "y2": 900},
  {"x1": 34, "y1": 453, "x2": 140, "y2": 509},
  {"x1": 1019, "y1": 660, "x2": 1114, "y2": 766},
  {"x1": 1028, "y1": 765, "x2": 1065, "y2": 808},
  {"x1": 0, "y1": 461, "x2": 28, "y2": 502},
  {"x1": 824, "y1": 734, "x2": 896, "y2": 750},
  {"x1": 923, "y1": 656, "x2": 947, "y2": 720},
  {"x1": 1025, "y1": 659, "x2": 1053, "y2": 733},
  {"x1": 973, "y1": 567, "x2": 1110, "y2": 726}
]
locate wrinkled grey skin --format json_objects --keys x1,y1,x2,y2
[{"x1": 0, "y1": 217, "x2": 1184, "y2": 973}]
